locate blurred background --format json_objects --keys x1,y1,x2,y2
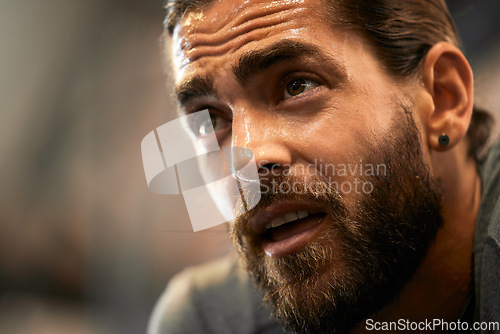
[{"x1": 0, "y1": 0, "x2": 499, "y2": 333}]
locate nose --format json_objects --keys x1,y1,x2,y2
[{"x1": 231, "y1": 109, "x2": 292, "y2": 177}]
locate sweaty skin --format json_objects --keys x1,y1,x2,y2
[{"x1": 170, "y1": 0, "x2": 481, "y2": 330}]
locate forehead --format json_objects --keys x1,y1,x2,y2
[{"x1": 171, "y1": 0, "x2": 336, "y2": 81}]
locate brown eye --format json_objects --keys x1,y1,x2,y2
[
  {"x1": 286, "y1": 79, "x2": 306, "y2": 96},
  {"x1": 198, "y1": 112, "x2": 230, "y2": 136},
  {"x1": 283, "y1": 78, "x2": 318, "y2": 99}
]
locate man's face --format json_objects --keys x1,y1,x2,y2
[{"x1": 172, "y1": 0, "x2": 443, "y2": 332}]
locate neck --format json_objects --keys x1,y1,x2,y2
[{"x1": 352, "y1": 141, "x2": 482, "y2": 333}]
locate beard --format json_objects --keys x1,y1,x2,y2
[{"x1": 230, "y1": 108, "x2": 443, "y2": 333}]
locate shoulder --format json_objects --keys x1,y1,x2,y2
[
  {"x1": 474, "y1": 139, "x2": 500, "y2": 323},
  {"x1": 477, "y1": 139, "x2": 500, "y2": 246},
  {"x1": 147, "y1": 253, "x2": 283, "y2": 334}
]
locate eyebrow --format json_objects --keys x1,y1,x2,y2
[
  {"x1": 233, "y1": 39, "x2": 344, "y2": 85},
  {"x1": 176, "y1": 75, "x2": 216, "y2": 106},
  {"x1": 175, "y1": 39, "x2": 345, "y2": 106}
]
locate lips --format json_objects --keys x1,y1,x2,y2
[{"x1": 249, "y1": 202, "x2": 328, "y2": 257}]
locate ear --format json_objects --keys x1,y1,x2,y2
[{"x1": 421, "y1": 42, "x2": 474, "y2": 151}]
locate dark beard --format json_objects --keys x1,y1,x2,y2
[{"x1": 230, "y1": 109, "x2": 443, "y2": 333}]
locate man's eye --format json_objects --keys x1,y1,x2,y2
[
  {"x1": 198, "y1": 113, "x2": 230, "y2": 136},
  {"x1": 283, "y1": 78, "x2": 318, "y2": 99}
]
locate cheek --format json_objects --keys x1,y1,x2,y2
[
  {"x1": 295, "y1": 102, "x2": 384, "y2": 167},
  {"x1": 302, "y1": 117, "x2": 357, "y2": 163}
]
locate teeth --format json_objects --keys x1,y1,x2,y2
[
  {"x1": 271, "y1": 216, "x2": 285, "y2": 228},
  {"x1": 265, "y1": 211, "x2": 318, "y2": 231},
  {"x1": 283, "y1": 212, "x2": 298, "y2": 224}
]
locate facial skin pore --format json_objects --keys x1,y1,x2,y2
[{"x1": 169, "y1": 0, "x2": 481, "y2": 332}]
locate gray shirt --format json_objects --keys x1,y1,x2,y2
[
  {"x1": 147, "y1": 253, "x2": 284, "y2": 334},
  {"x1": 149, "y1": 141, "x2": 500, "y2": 334},
  {"x1": 474, "y1": 139, "x2": 500, "y2": 329}
]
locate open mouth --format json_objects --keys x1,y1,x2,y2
[{"x1": 259, "y1": 210, "x2": 327, "y2": 257}]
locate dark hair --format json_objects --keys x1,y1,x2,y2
[{"x1": 164, "y1": 0, "x2": 494, "y2": 160}]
